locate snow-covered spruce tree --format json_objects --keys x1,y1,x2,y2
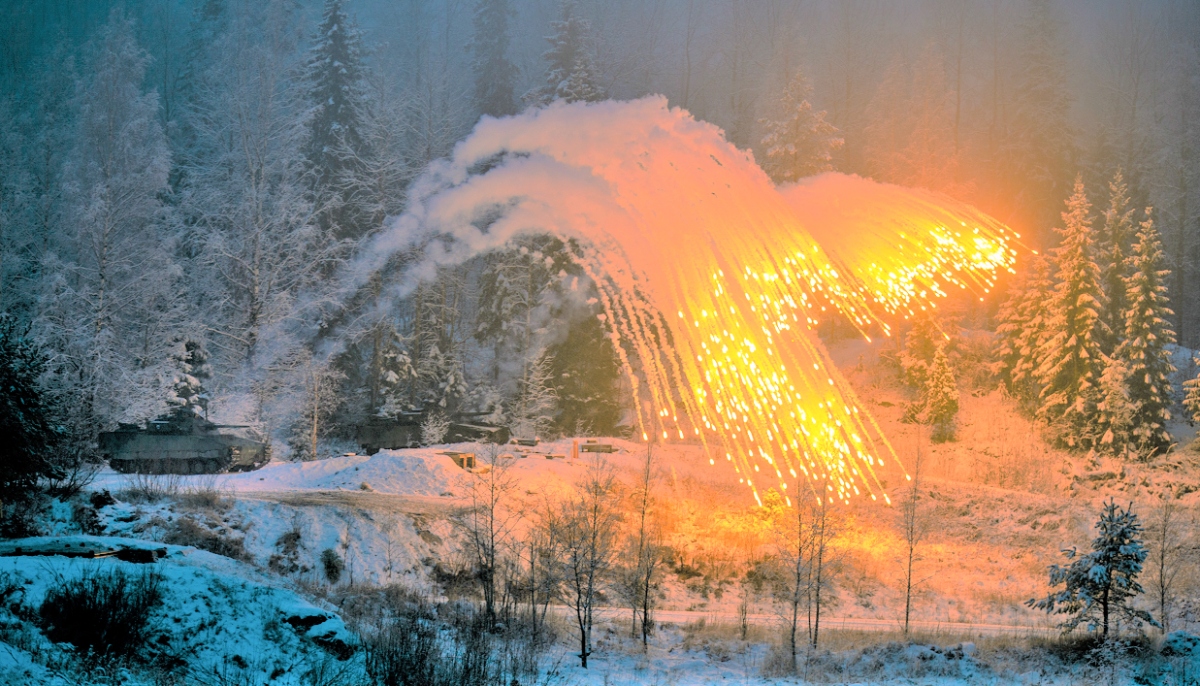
[
  {"x1": 1113, "y1": 214, "x2": 1176, "y2": 456},
  {"x1": 1185, "y1": 363, "x2": 1200, "y2": 426},
  {"x1": 1096, "y1": 355, "x2": 1134, "y2": 455},
  {"x1": 411, "y1": 275, "x2": 470, "y2": 413},
  {"x1": 470, "y1": 0, "x2": 518, "y2": 117},
  {"x1": 1028, "y1": 499, "x2": 1156, "y2": 637},
  {"x1": 862, "y1": 45, "x2": 963, "y2": 195},
  {"x1": 1005, "y1": 0, "x2": 1074, "y2": 240},
  {"x1": 528, "y1": 0, "x2": 605, "y2": 106},
  {"x1": 1036, "y1": 177, "x2": 1108, "y2": 448},
  {"x1": 0, "y1": 318, "x2": 59, "y2": 504},
  {"x1": 371, "y1": 324, "x2": 416, "y2": 417},
  {"x1": 167, "y1": 338, "x2": 212, "y2": 418},
  {"x1": 899, "y1": 312, "x2": 941, "y2": 390},
  {"x1": 993, "y1": 255, "x2": 1053, "y2": 409},
  {"x1": 993, "y1": 273, "x2": 1029, "y2": 387},
  {"x1": 548, "y1": 312, "x2": 621, "y2": 435},
  {"x1": 924, "y1": 342, "x2": 959, "y2": 442},
  {"x1": 509, "y1": 352, "x2": 559, "y2": 441},
  {"x1": 759, "y1": 68, "x2": 843, "y2": 183},
  {"x1": 303, "y1": 0, "x2": 372, "y2": 240},
  {"x1": 1096, "y1": 169, "x2": 1135, "y2": 356}
]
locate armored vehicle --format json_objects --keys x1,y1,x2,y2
[
  {"x1": 99, "y1": 411, "x2": 271, "y2": 475},
  {"x1": 357, "y1": 410, "x2": 509, "y2": 455}
]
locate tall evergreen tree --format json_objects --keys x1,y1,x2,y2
[
  {"x1": 759, "y1": 68, "x2": 843, "y2": 183},
  {"x1": 0, "y1": 318, "x2": 59, "y2": 503},
  {"x1": 1114, "y1": 214, "x2": 1176, "y2": 455},
  {"x1": 924, "y1": 342, "x2": 959, "y2": 442},
  {"x1": 1007, "y1": 0, "x2": 1075, "y2": 243},
  {"x1": 528, "y1": 1, "x2": 605, "y2": 106},
  {"x1": 1004, "y1": 256, "x2": 1055, "y2": 409},
  {"x1": 1096, "y1": 169, "x2": 1135, "y2": 355},
  {"x1": 1036, "y1": 177, "x2": 1107, "y2": 447},
  {"x1": 1096, "y1": 354, "x2": 1134, "y2": 454},
  {"x1": 167, "y1": 338, "x2": 212, "y2": 418},
  {"x1": 1184, "y1": 363, "x2": 1200, "y2": 427},
  {"x1": 470, "y1": 0, "x2": 518, "y2": 118},
  {"x1": 304, "y1": 0, "x2": 370, "y2": 239},
  {"x1": 862, "y1": 45, "x2": 963, "y2": 195}
]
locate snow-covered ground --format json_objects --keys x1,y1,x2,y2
[
  {"x1": 0, "y1": 536, "x2": 354, "y2": 685},
  {"x1": 9, "y1": 342, "x2": 1200, "y2": 684}
]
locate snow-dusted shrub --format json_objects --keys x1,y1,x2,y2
[
  {"x1": 118, "y1": 472, "x2": 181, "y2": 503},
  {"x1": 175, "y1": 477, "x2": 231, "y2": 512},
  {"x1": 421, "y1": 412, "x2": 451, "y2": 446},
  {"x1": 164, "y1": 515, "x2": 249, "y2": 561},
  {"x1": 38, "y1": 568, "x2": 163, "y2": 663},
  {"x1": 364, "y1": 602, "x2": 540, "y2": 686},
  {"x1": 268, "y1": 527, "x2": 307, "y2": 576},
  {"x1": 321, "y1": 548, "x2": 345, "y2": 584}
]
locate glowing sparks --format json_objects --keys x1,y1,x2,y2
[{"x1": 356, "y1": 97, "x2": 1017, "y2": 507}]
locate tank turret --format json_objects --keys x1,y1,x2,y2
[{"x1": 99, "y1": 410, "x2": 270, "y2": 475}]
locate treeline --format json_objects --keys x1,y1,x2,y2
[
  {"x1": 993, "y1": 170, "x2": 1200, "y2": 456},
  {"x1": 2, "y1": 0, "x2": 1200, "y2": 459},
  {"x1": 0, "y1": 1, "x2": 624, "y2": 460}
]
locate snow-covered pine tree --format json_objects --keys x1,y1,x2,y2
[
  {"x1": 303, "y1": 0, "x2": 371, "y2": 239},
  {"x1": 1006, "y1": 0, "x2": 1074, "y2": 242},
  {"x1": 1028, "y1": 499, "x2": 1155, "y2": 637},
  {"x1": 470, "y1": 0, "x2": 518, "y2": 117},
  {"x1": 370, "y1": 323, "x2": 416, "y2": 417},
  {"x1": 1096, "y1": 354, "x2": 1134, "y2": 454},
  {"x1": 167, "y1": 338, "x2": 212, "y2": 418},
  {"x1": 411, "y1": 275, "x2": 470, "y2": 413},
  {"x1": 509, "y1": 351, "x2": 559, "y2": 441},
  {"x1": 548, "y1": 311, "x2": 621, "y2": 436},
  {"x1": 899, "y1": 312, "x2": 941, "y2": 391},
  {"x1": 1036, "y1": 177, "x2": 1108, "y2": 448},
  {"x1": 1011, "y1": 256, "x2": 1054, "y2": 409},
  {"x1": 1114, "y1": 213, "x2": 1176, "y2": 456},
  {"x1": 862, "y1": 44, "x2": 963, "y2": 195},
  {"x1": 0, "y1": 317, "x2": 59, "y2": 503},
  {"x1": 529, "y1": 0, "x2": 605, "y2": 106},
  {"x1": 1096, "y1": 169, "x2": 1135, "y2": 356},
  {"x1": 759, "y1": 68, "x2": 843, "y2": 183},
  {"x1": 924, "y1": 342, "x2": 959, "y2": 442},
  {"x1": 1184, "y1": 364, "x2": 1200, "y2": 426},
  {"x1": 993, "y1": 271, "x2": 1030, "y2": 392}
]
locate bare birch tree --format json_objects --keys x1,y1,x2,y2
[
  {"x1": 558, "y1": 456, "x2": 620, "y2": 668},
  {"x1": 900, "y1": 431, "x2": 929, "y2": 636}
]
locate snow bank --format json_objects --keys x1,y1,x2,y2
[{"x1": 0, "y1": 536, "x2": 355, "y2": 685}]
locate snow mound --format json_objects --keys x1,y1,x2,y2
[{"x1": 221, "y1": 450, "x2": 465, "y2": 495}]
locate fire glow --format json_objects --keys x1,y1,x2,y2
[{"x1": 356, "y1": 97, "x2": 1017, "y2": 506}]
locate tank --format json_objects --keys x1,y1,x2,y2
[
  {"x1": 99, "y1": 411, "x2": 271, "y2": 475},
  {"x1": 357, "y1": 410, "x2": 510, "y2": 455}
]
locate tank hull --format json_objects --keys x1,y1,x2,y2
[{"x1": 100, "y1": 419, "x2": 270, "y2": 475}]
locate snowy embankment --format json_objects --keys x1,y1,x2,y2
[{"x1": 0, "y1": 536, "x2": 354, "y2": 686}]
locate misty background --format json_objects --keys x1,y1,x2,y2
[{"x1": 0, "y1": 0, "x2": 1197, "y2": 459}]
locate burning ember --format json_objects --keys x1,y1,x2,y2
[{"x1": 352, "y1": 97, "x2": 1018, "y2": 505}]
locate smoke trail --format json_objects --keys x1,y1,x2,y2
[{"x1": 342, "y1": 96, "x2": 1016, "y2": 505}]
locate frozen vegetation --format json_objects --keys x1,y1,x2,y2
[{"x1": 3, "y1": 0, "x2": 1200, "y2": 684}]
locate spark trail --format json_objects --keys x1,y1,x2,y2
[{"x1": 351, "y1": 97, "x2": 1017, "y2": 505}]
